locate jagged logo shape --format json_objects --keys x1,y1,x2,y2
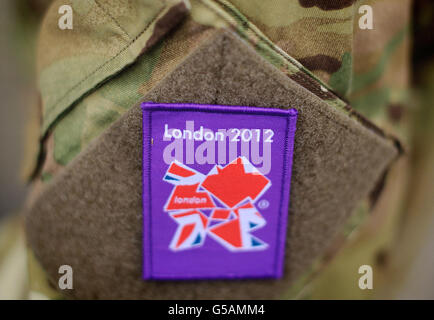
[{"x1": 163, "y1": 157, "x2": 271, "y2": 252}]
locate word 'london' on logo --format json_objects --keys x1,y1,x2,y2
[
  {"x1": 163, "y1": 121, "x2": 274, "y2": 175},
  {"x1": 163, "y1": 157, "x2": 271, "y2": 252}
]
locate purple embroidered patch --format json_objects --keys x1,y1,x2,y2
[{"x1": 141, "y1": 102, "x2": 297, "y2": 280}]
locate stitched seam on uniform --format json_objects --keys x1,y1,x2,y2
[
  {"x1": 201, "y1": 1, "x2": 398, "y2": 147},
  {"x1": 43, "y1": 0, "x2": 168, "y2": 134},
  {"x1": 243, "y1": 56, "x2": 382, "y2": 138},
  {"x1": 202, "y1": 0, "x2": 340, "y2": 100},
  {"x1": 94, "y1": 0, "x2": 132, "y2": 39},
  {"x1": 211, "y1": 0, "x2": 401, "y2": 148}
]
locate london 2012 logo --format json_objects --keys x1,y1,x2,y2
[{"x1": 163, "y1": 157, "x2": 271, "y2": 252}]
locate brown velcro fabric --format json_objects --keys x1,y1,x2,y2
[{"x1": 25, "y1": 30, "x2": 398, "y2": 299}]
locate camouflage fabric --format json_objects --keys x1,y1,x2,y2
[
  {"x1": 17, "y1": 0, "x2": 429, "y2": 299},
  {"x1": 0, "y1": 216, "x2": 29, "y2": 299},
  {"x1": 35, "y1": 0, "x2": 408, "y2": 183}
]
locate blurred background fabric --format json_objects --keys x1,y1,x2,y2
[
  {"x1": 0, "y1": 0, "x2": 50, "y2": 218},
  {"x1": 0, "y1": 0, "x2": 50, "y2": 299},
  {"x1": 0, "y1": 0, "x2": 433, "y2": 299}
]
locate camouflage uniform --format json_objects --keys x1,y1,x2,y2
[
  {"x1": 1, "y1": 0, "x2": 433, "y2": 299},
  {"x1": 32, "y1": 0, "x2": 409, "y2": 181}
]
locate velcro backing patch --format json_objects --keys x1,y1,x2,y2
[
  {"x1": 142, "y1": 102, "x2": 297, "y2": 279},
  {"x1": 25, "y1": 30, "x2": 398, "y2": 299}
]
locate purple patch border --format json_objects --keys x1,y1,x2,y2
[{"x1": 141, "y1": 102, "x2": 298, "y2": 280}]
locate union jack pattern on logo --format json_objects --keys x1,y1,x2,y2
[{"x1": 163, "y1": 157, "x2": 271, "y2": 252}]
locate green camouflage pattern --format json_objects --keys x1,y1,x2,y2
[
  {"x1": 38, "y1": 0, "x2": 191, "y2": 136},
  {"x1": 34, "y1": 0, "x2": 409, "y2": 183},
  {"x1": 33, "y1": 1, "x2": 388, "y2": 182}
]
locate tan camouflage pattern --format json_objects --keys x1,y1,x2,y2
[
  {"x1": 34, "y1": 0, "x2": 408, "y2": 183},
  {"x1": 38, "y1": 0, "x2": 190, "y2": 135},
  {"x1": 33, "y1": 0, "x2": 410, "y2": 184},
  {"x1": 350, "y1": 0, "x2": 411, "y2": 146}
]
